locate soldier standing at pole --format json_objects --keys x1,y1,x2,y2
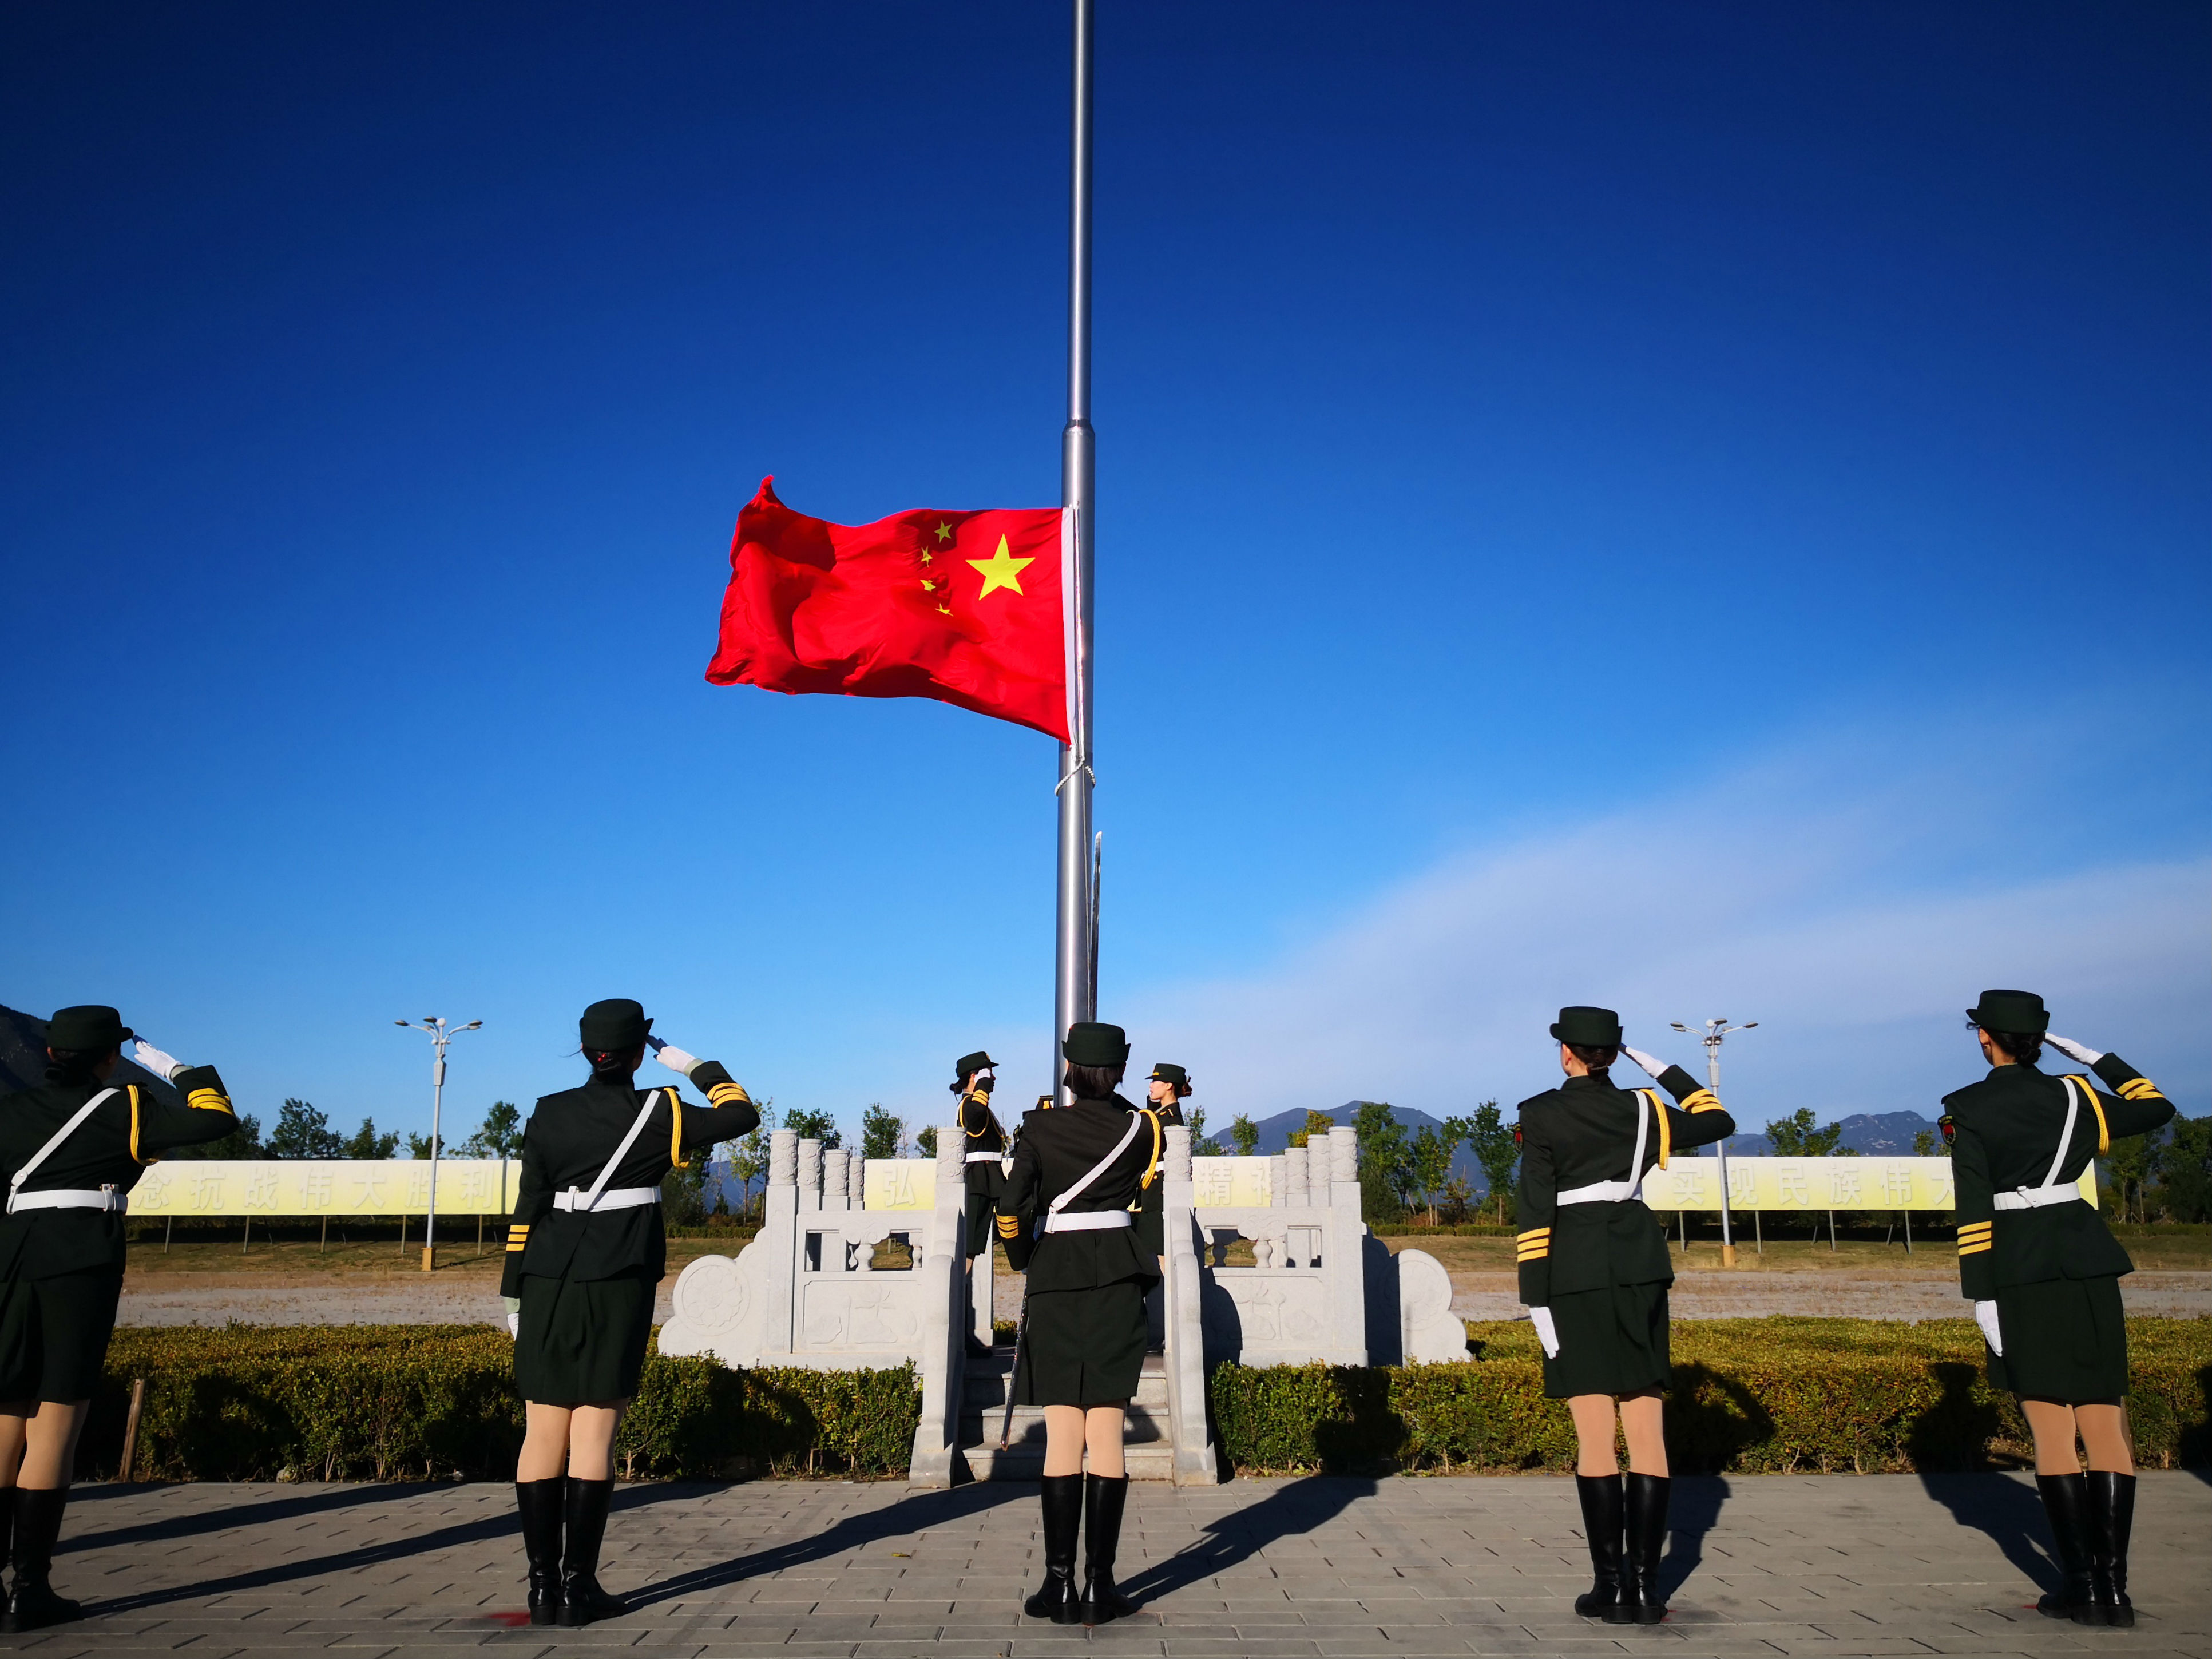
[
  {"x1": 1945, "y1": 990, "x2": 2173, "y2": 1626},
  {"x1": 0, "y1": 1007, "x2": 241, "y2": 1630},
  {"x1": 1143, "y1": 1063, "x2": 1190, "y2": 1128},
  {"x1": 997, "y1": 1021, "x2": 1162, "y2": 1627},
  {"x1": 953, "y1": 1051, "x2": 1005, "y2": 1355},
  {"x1": 1515, "y1": 1006, "x2": 1734, "y2": 1626},
  {"x1": 502, "y1": 999, "x2": 758, "y2": 1626}
]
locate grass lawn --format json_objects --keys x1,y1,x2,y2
[{"x1": 1378, "y1": 1221, "x2": 2212, "y2": 1274}]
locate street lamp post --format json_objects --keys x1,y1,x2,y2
[
  {"x1": 394, "y1": 1016, "x2": 481, "y2": 1272},
  {"x1": 1670, "y1": 1018, "x2": 1757, "y2": 1269}
]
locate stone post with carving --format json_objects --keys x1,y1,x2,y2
[
  {"x1": 1160, "y1": 1125, "x2": 1218, "y2": 1483},
  {"x1": 909, "y1": 1123, "x2": 969, "y2": 1487}
]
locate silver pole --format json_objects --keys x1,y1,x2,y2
[
  {"x1": 1707, "y1": 1041, "x2": 1733, "y2": 1258},
  {"x1": 425, "y1": 1036, "x2": 445, "y2": 1269},
  {"x1": 1053, "y1": 0, "x2": 1096, "y2": 1103}
]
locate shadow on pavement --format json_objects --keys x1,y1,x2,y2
[
  {"x1": 1658, "y1": 1475, "x2": 1729, "y2": 1599},
  {"x1": 1117, "y1": 1475, "x2": 1376, "y2": 1606},
  {"x1": 623, "y1": 1481, "x2": 1029, "y2": 1609},
  {"x1": 61, "y1": 1482, "x2": 435, "y2": 1554},
  {"x1": 1917, "y1": 1473, "x2": 2052, "y2": 1592}
]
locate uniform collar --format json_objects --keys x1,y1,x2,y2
[{"x1": 1562, "y1": 1073, "x2": 1613, "y2": 1091}]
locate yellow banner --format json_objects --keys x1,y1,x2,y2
[
  {"x1": 1634, "y1": 1154, "x2": 2093, "y2": 1213},
  {"x1": 861, "y1": 1158, "x2": 938, "y2": 1211},
  {"x1": 124, "y1": 1159, "x2": 522, "y2": 1217},
  {"x1": 1191, "y1": 1157, "x2": 1274, "y2": 1208}
]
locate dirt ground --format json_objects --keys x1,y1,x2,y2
[{"x1": 117, "y1": 1230, "x2": 2212, "y2": 1329}]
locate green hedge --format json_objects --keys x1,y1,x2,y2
[
  {"x1": 1210, "y1": 1317, "x2": 2212, "y2": 1476},
  {"x1": 84, "y1": 1326, "x2": 918, "y2": 1483}
]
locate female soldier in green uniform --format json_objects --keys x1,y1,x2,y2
[
  {"x1": 1515, "y1": 1006, "x2": 1734, "y2": 1626},
  {"x1": 996, "y1": 1021, "x2": 1163, "y2": 1628},
  {"x1": 1144, "y1": 1063, "x2": 1191, "y2": 1128},
  {"x1": 501, "y1": 999, "x2": 758, "y2": 1626},
  {"x1": 0, "y1": 1006, "x2": 241, "y2": 1631},
  {"x1": 953, "y1": 1051, "x2": 1005, "y2": 1355},
  {"x1": 1945, "y1": 990, "x2": 2174, "y2": 1627}
]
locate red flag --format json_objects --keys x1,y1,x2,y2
[{"x1": 706, "y1": 479, "x2": 1069, "y2": 743}]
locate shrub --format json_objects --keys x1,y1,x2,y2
[
  {"x1": 1210, "y1": 1316, "x2": 2212, "y2": 1476},
  {"x1": 84, "y1": 1325, "x2": 918, "y2": 1483}
]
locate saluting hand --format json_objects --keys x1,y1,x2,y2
[
  {"x1": 132, "y1": 1039, "x2": 186, "y2": 1081},
  {"x1": 1621, "y1": 1046, "x2": 1668, "y2": 1081},
  {"x1": 652, "y1": 1042, "x2": 701, "y2": 1077},
  {"x1": 2046, "y1": 1034, "x2": 2104, "y2": 1066}
]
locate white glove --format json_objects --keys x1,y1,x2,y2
[
  {"x1": 1529, "y1": 1305, "x2": 1561, "y2": 1359},
  {"x1": 1973, "y1": 1300, "x2": 2003, "y2": 1356},
  {"x1": 654, "y1": 1043, "x2": 700, "y2": 1077},
  {"x1": 2045, "y1": 1034, "x2": 2104, "y2": 1066},
  {"x1": 131, "y1": 1040, "x2": 185, "y2": 1081},
  {"x1": 504, "y1": 1295, "x2": 521, "y2": 1339},
  {"x1": 1622, "y1": 1045, "x2": 1668, "y2": 1081}
]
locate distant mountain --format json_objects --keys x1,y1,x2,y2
[
  {"x1": 1714, "y1": 1110, "x2": 1941, "y2": 1158},
  {"x1": 1224, "y1": 1102, "x2": 1492, "y2": 1190}
]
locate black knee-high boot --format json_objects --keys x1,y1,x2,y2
[
  {"x1": 558, "y1": 1477, "x2": 629, "y2": 1626},
  {"x1": 2088, "y1": 1472, "x2": 2136, "y2": 1628},
  {"x1": 514, "y1": 1477, "x2": 565, "y2": 1625},
  {"x1": 2033, "y1": 1473, "x2": 2096, "y2": 1622},
  {"x1": 1024, "y1": 1473, "x2": 1083, "y2": 1622},
  {"x1": 2, "y1": 1488, "x2": 79, "y2": 1632},
  {"x1": 1572, "y1": 1474, "x2": 1626, "y2": 1619},
  {"x1": 1080, "y1": 1472, "x2": 1136, "y2": 1625},
  {"x1": 1622, "y1": 1473, "x2": 1672, "y2": 1624}
]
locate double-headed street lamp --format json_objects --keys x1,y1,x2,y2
[
  {"x1": 394, "y1": 1016, "x2": 481, "y2": 1272},
  {"x1": 1670, "y1": 1018, "x2": 1757, "y2": 1268}
]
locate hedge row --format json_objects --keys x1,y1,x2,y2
[
  {"x1": 84, "y1": 1326, "x2": 918, "y2": 1483},
  {"x1": 1210, "y1": 1316, "x2": 2212, "y2": 1475}
]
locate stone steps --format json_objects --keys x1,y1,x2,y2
[{"x1": 957, "y1": 1351, "x2": 1178, "y2": 1481}]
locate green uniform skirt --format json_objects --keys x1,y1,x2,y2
[
  {"x1": 0, "y1": 1269, "x2": 122, "y2": 1403},
  {"x1": 1016, "y1": 1280, "x2": 1147, "y2": 1408},
  {"x1": 514, "y1": 1272, "x2": 654, "y2": 1406},
  {"x1": 1542, "y1": 1281, "x2": 1671, "y2": 1399},
  {"x1": 1988, "y1": 1275, "x2": 2128, "y2": 1402},
  {"x1": 964, "y1": 1188, "x2": 998, "y2": 1260}
]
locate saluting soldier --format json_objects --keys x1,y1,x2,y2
[
  {"x1": 1144, "y1": 1063, "x2": 1191, "y2": 1128},
  {"x1": 1515, "y1": 1006, "x2": 1734, "y2": 1626},
  {"x1": 997, "y1": 1022, "x2": 1163, "y2": 1628},
  {"x1": 0, "y1": 1007, "x2": 240, "y2": 1631},
  {"x1": 953, "y1": 1051, "x2": 1006, "y2": 1355},
  {"x1": 1945, "y1": 990, "x2": 2174, "y2": 1627},
  {"x1": 502, "y1": 999, "x2": 758, "y2": 1627}
]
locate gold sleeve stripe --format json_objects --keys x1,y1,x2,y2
[
  {"x1": 1959, "y1": 1240, "x2": 1992, "y2": 1255},
  {"x1": 2118, "y1": 1078, "x2": 2165, "y2": 1101},
  {"x1": 1517, "y1": 1245, "x2": 1549, "y2": 1260},
  {"x1": 1516, "y1": 1228, "x2": 1551, "y2": 1240},
  {"x1": 187, "y1": 1086, "x2": 235, "y2": 1116},
  {"x1": 996, "y1": 1215, "x2": 1020, "y2": 1236},
  {"x1": 707, "y1": 1081, "x2": 750, "y2": 1108},
  {"x1": 1679, "y1": 1088, "x2": 1720, "y2": 1113},
  {"x1": 1957, "y1": 1222, "x2": 1993, "y2": 1237}
]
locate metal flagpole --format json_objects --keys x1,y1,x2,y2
[
  {"x1": 1674, "y1": 1018, "x2": 1754, "y2": 1269},
  {"x1": 1053, "y1": 0, "x2": 1097, "y2": 1103}
]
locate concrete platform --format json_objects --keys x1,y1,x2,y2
[{"x1": 7, "y1": 1471, "x2": 2206, "y2": 1656}]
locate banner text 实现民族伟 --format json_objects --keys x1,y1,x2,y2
[
  {"x1": 1620, "y1": 1154, "x2": 2090, "y2": 1212},
  {"x1": 121, "y1": 1159, "x2": 522, "y2": 1217}
]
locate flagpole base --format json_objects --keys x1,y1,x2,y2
[
  {"x1": 421, "y1": 1245, "x2": 435, "y2": 1273},
  {"x1": 1721, "y1": 1243, "x2": 1739, "y2": 1269}
]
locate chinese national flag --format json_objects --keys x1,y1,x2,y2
[{"x1": 706, "y1": 478, "x2": 1070, "y2": 743}]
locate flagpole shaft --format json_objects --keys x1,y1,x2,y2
[{"x1": 1055, "y1": 0, "x2": 1096, "y2": 1101}]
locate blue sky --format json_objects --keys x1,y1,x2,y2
[{"x1": 4, "y1": 2, "x2": 2207, "y2": 1150}]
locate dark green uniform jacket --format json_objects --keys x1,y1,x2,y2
[
  {"x1": 500, "y1": 1061, "x2": 759, "y2": 1296},
  {"x1": 1515, "y1": 1066, "x2": 1734, "y2": 1306},
  {"x1": 1948, "y1": 1054, "x2": 2173, "y2": 1300},
  {"x1": 958, "y1": 1089, "x2": 1006, "y2": 1193},
  {"x1": 0, "y1": 1068, "x2": 240, "y2": 1279},
  {"x1": 997, "y1": 1096, "x2": 1165, "y2": 1291}
]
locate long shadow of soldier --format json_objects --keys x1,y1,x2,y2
[
  {"x1": 1116, "y1": 1474, "x2": 1376, "y2": 1608},
  {"x1": 1909, "y1": 1360, "x2": 2053, "y2": 1593},
  {"x1": 1656, "y1": 1477, "x2": 1730, "y2": 1600}
]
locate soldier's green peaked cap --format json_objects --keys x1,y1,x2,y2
[
  {"x1": 1148, "y1": 1062, "x2": 1188, "y2": 1087},
  {"x1": 1967, "y1": 989, "x2": 2048, "y2": 1034},
  {"x1": 1549, "y1": 1006, "x2": 1623, "y2": 1046},
  {"x1": 46, "y1": 1005, "x2": 133, "y2": 1050},
  {"x1": 954, "y1": 1051, "x2": 997, "y2": 1079},
  {"x1": 579, "y1": 998, "x2": 652, "y2": 1050},
  {"x1": 1063, "y1": 1021, "x2": 1131, "y2": 1066}
]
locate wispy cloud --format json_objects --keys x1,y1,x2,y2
[{"x1": 1131, "y1": 715, "x2": 2212, "y2": 1129}]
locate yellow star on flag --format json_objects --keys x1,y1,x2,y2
[
  {"x1": 935, "y1": 522, "x2": 953, "y2": 543},
  {"x1": 967, "y1": 535, "x2": 1034, "y2": 600}
]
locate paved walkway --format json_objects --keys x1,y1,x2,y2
[{"x1": 9, "y1": 1473, "x2": 2206, "y2": 1657}]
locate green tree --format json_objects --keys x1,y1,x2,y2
[
  {"x1": 463, "y1": 1101, "x2": 524, "y2": 1159},
  {"x1": 1456, "y1": 1101, "x2": 1519, "y2": 1225},
  {"x1": 1228, "y1": 1114, "x2": 1259, "y2": 1157},
  {"x1": 1438, "y1": 1174, "x2": 1475, "y2": 1224},
  {"x1": 343, "y1": 1117, "x2": 399, "y2": 1160},
  {"x1": 2155, "y1": 1115, "x2": 2212, "y2": 1222},
  {"x1": 730, "y1": 1100, "x2": 776, "y2": 1219},
  {"x1": 405, "y1": 1129, "x2": 444, "y2": 1160},
  {"x1": 1765, "y1": 1108, "x2": 1844, "y2": 1157},
  {"x1": 1188, "y1": 1107, "x2": 1221, "y2": 1157},
  {"x1": 1912, "y1": 1128, "x2": 1937, "y2": 1157},
  {"x1": 1351, "y1": 1101, "x2": 1408, "y2": 1226},
  {"x1": 914, "y1": 1124, "x2": 939, "y2": 1160},
  {"x1": 859, "y1": 1102, "x2": 904, "y2": 1161},
  {"x1": 1405, "y1": 1125, "x2": 1459, "y2": 1225},
  {"x1": 265, "y1": 1098, "x2": 339, "y2": 1158},
  {"x1": 1287, "y1": 1109, "x2": 1336, "y2": 1150},
  {"x1": 784, "y1": 1108, "x2": 842, "y2": 1149}
]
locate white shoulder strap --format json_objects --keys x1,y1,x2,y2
[
  {"x1": 2043, "y1": 1078, "x2": 2083, "y2": 1191},
  {"x1": 574, "y1": 1088, "x2": 668, "y2": 1212},
  {"x1": 1624, "y1": 1089, "x2": 1655, "y2": 1199},
  {"x1": 10, "y1": 1088, "x2": 120, "y2": 1193},
  {"x1": 1047, "y1": 1109, "x2": 1147, "y2": 1215}
]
